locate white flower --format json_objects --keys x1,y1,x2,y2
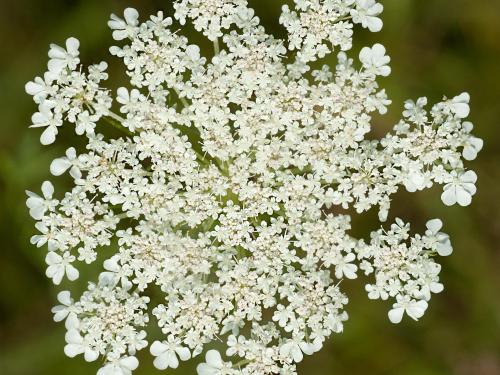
[
  {"x1": 351, "y1": 0, "x2": 384, "y2": 32},
  {"x1": 116, "y1": 87, "x2": 144, "y2": 114},
  {"x1": 45, "y1": 251, "x2": 79, "y2": 285},
  {"x1": 388, "y1": 296, "x2": 428, "y2": 324},
  {"x1": 48, "y1": 37, "x2": 80, "y2": 76},
  {"x1": 425, "y1": 219, "x2": 453, "y2": 256},
  {"x1": 99, "y1": 255, "x2": 132, "y2": 289},
  {"x1": 26, "y1": 180, "x2": 56, "y2": 220},
  {"x1": 197, "y1": 350, "x2": 232, "y2": 375},
  {"x1": 25, "y1": 73, "x2": 54, "y2": 103},
  {"x1": 365, "y1": 284, "x2": 388, "y2": 300},
  {"x1": 279, "y1": 340, "x2": 305, "y2": 363},
  {"x1": 75, "y1": 110, "x2": 97, "y2": 136},
  {"x1": 404, "y1": 169, "x2": 426, "y2": 193},
  {"x1": 30, "y1": 103, "x2": 61, "y2": 145},
  {"x1": 418, "y1": 280, "x2": 444, "y2": 301},
  {"x1": 441, "y1": 170, "x2": 478, "y2": 207},
  {"x1": 449, "y1": 92, "x2": 470, "y2": 118},
  {"x1": 150, "y1": 339, "x2": 191, "y2": 370},
  {"x1": 64, "y1": 329, "x2": 99, "y2": 362},
  {"x1": 185, "y1": 44, "x2": 201, "y2": 61},
  {"x1": 334, "y1": 253, "x2": 358, "y2": 279},
  {"x1": 64, "y1": 311, "x2": 80, "y2": 330},
  {"x1": 108, "y1": 8, "x2": 140, "y2": 41},
  {"x1": 128, "y1": 330, "x2": 148, "y2": 356},
  {"x1": 403, "y1": 97, "x2": 428, "y2": 124},
  {"x1": 173, "y1": 0, "x2": 248, "y2": 41},
  {"x1": 30, "y1": 221, "x2": 58, "y2": 251},
  {"x1": 50, "y1": 147, "x2": 81, "y2": 179},
  {"x1": 463, "y1": 136, "x2": 483, "y2": 161},
  {"x1": 51, "y1": 290, "x2": 75, "y2": 322},
  {"x1": 226, "y1": 335, "x2": 246, "y2": 357},
  {"x1": 25, "y1": 1, "x2": 481, "y2": 373},
  {"x1": 280, "y1": 1, "x2": 355, "y2": 62},
  {"x1": 461, "y1": 122, "x2": 483, "y2": 161},
  {"x1": 97, "y1": 357, "x2": 139, "y2": 375},
  {"x1": 279, "y1": 339, "x2": 322, "y2": 364},
  {"x1": 359, "y1": 43, "x2": 391, "y2": 76}
]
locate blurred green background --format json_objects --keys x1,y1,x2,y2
[{"x1": 1, "y1": 0, "x2": 499, "y2": 374}]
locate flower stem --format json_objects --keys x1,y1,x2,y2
[
  {"x1": 233, "y1": 359, "x2": 252, "y2": 368},
  {"x1": 103, "y1": 111, "x2": 133, "y2": 136},
  {"x1": 213, "y1": 38, "x2": 220, "y2": 55}
]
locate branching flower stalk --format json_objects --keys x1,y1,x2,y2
[{"x1": 25, "y1": 1, "x2": 482, "y2": 374}]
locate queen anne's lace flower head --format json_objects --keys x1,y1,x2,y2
[{"x1": 26, "y1": 1, "x2": 482, "y2": 374}]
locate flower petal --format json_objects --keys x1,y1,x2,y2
[{"x1": 388, "y1": 307, "x2": 404, "y2": 324}]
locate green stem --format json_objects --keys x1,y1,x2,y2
[
  {"x1": 336, "y1": 15, "x2": 353, "y2": 23},
  {"x1": 193, "y1": 148, "x2": 210, "y2": 167},
  {"x1": 213, "y1": 38, "x2": 220, "y2": 55},
  {"x1": 103, "y1": 112, "x2": 133, "y2": 136},
  {"x1": 233, "y1": 359, "x2": 252, "y2": 368}
]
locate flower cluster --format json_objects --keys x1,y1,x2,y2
[
  {"x1": 56, "y1": 285, "x2": 149, "y2": 373},
  {"x1": 280, "y1": 0, "x2": 383, "y2": 63},
  {"x1": 360, "y1": 218, "x2": 452, "y2": 323},
  {"x1": 26, "y1": 1, "x2": 482, "y2": 374}
]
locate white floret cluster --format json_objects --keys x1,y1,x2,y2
[{"x1": 25, "y1": 1, "x2": 482, "y2": 374}]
